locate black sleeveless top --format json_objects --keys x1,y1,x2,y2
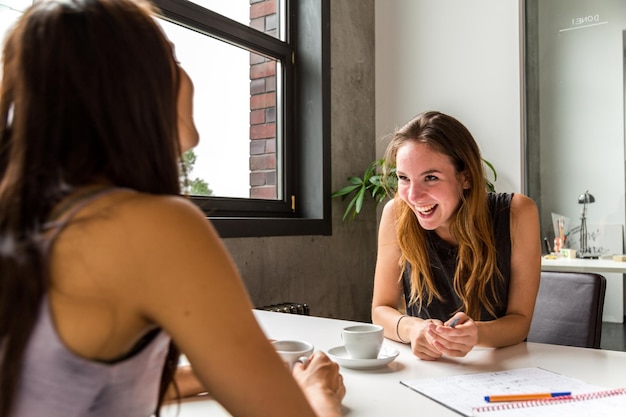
[{"x1": 402, "y1": 192, "x2": 513, "y2": 321}]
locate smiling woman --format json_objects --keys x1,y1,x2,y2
[{"x1": 370, "y1": 111, "x2": 541, "y2": 362}]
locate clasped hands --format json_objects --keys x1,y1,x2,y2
[{"x1": 408, "y1": 313, "x2": 478, "y2": 360}]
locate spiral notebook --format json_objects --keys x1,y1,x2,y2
[
  {"x1": 400, "y1": 367, "x2": 620, "y2": 417},
  {"x1": 473, "y1": 387, "x2": 626, "y2": 416}
]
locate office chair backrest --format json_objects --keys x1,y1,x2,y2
[{"x1": 527, "y1": 271, "x2": 606, "y2": 349}]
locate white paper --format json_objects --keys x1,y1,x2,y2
[{"x1": 400, "y1": 367, "x2": 603, "y2": 417}]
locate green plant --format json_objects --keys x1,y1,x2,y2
[
  {"x1": 332, "y1": 158, "x2": 497, "y2": 221},
  {"x1": 331, "y1": 159, "x2": 394, "y2": 221},
  {"x1": 483, "y1": 158, "x2": 497, "y2": 192}
]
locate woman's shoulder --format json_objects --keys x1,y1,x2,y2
[
  {"x1": 381, "y1": 198, "x2": 400, "y2": 222},
  {"x1": 382, "y1": 198, "x2": 396, "y2": 211},
  {"x1": 114, "y1": 192, "x2": 209, "y2": 236},
  {"x1": 83, "y1": 192, "x2": 223, "y2": 289},
  {"x1": 66, "y1": 190, "x2": 211, "y2": 250},
  {"x1": 121, "y1": 192, "x2": 201, "y2": 215},
  {"x1": 487, "y1": 192, "x2": 536, "y2": 210},
  {"x1": 66, "y1": 188, "x2": 201, "y2": 219},
  {"x1": 111, "y1": 191, "x2": 200, "y2": 217},
  {"x1": 507, "y1": 193, "x2": 539, "y2": 227},
  {"x1": 509, "y1": 193, "x2": 537, "y2": 212}
]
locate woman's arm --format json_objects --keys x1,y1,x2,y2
[
  {"x1": 371, "y1": 200, "x2": 406, "y2": 339},
  {"x1": 371, "y1": 200, "x2": 444, "y2": 360},
  {"x1": 475, "y1": 193, "x2": 541, "y2": 346},
  {"x1": 165, "y1": 364, "x2": 207, "y2": 400},
  {"x1": 166, "y1": 354, "x2": 345, "y2": 417},
  {"x1": 125, "y1": 196, "x2": 344, "y2": 417}
]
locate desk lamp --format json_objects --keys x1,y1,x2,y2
[{"x1": 578, "y1": 190, "x2": 595, "y2": 258}]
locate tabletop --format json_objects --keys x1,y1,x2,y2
[
  {"x1": 541, "y1": 257, "x2": 626, "y2": 273},
  {"x1": 161, "y1": 310, "x2": 626, "y2": 416}
]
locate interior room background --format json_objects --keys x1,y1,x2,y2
[
  {"x1": 5, "y1": 1, "x2": 623, "y2": 323},
  {"x1": 235, "y1": 0, "x2": 525, "y2": 322}
]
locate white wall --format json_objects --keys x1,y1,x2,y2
[{"x1": 375, "y1": 0, "x2": 523, "y2": 193}]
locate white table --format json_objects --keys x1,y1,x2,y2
[
  {"x1": 541, "y1": 257, "x2": 626, "y2": 274},
  {"x1": 541, "y1": 257, "x2": 626, "y2": 323},
  {"x1": 162, "y1": 310, "x2": 626, "y2": 417}
]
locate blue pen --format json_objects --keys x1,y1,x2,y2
[
  {"x1": 484, "y1": 392, "x2": 572, "y2": 402},
  {"x1": 448, "y1": 317, "x2": 459, "y2": 328}
]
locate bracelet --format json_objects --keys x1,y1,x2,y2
[{"x1": 395, "y1": 315, "x2": 409, "y2": 344}]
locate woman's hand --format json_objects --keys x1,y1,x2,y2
[
  {"x1": 427, "y1": 313, "x2": 478, "y2": 357},
  {"x1": 405, "y1": 318, "x2": 445, "y2": 360},
  {"x1": 293, "y1": 352, "x2": 345, "y2": 417}
]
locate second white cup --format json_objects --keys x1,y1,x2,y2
[
  {"x1": 342, "y1": 324, "x2": 384, "y2": 359},
  {"x1": 272, "y1": 340, "x2": 314, "y2": 369}
]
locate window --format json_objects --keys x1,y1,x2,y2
[
  {"x1": 153, "y1": 0, "x2": 331, "y2": 238},
  {"x1": 0, "y1": 1, "x2": 31, "y2": 34}
]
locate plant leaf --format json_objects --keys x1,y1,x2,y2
[
  {"x1": 348, "y1": 176, "x2": 364, "y2": 185},
  {"x1": 354, "y1": 184, "x2": 366, "y2": 214},
  {"x1": 483, "y1": 158, "x2": 497, "y2": 181},
  {"x1": 342, "y1": 192, "x2": 358, "y2": 221},
  {"x1": 331, "y1": 184, "x2": 361, "y2": 199}
]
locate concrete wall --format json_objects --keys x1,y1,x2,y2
[{"x1": 222, "y1": 0, "x2": 379, "y2": 322}]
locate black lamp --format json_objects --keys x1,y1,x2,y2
[{"x1": 578, "y1": 190, "x2": 595, "y2": 258}]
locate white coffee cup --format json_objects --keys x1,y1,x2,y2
[
  {"x1": 272, "y1": 340, "x2": 314, "y2": 369},
  {"x1": 342, "y1": 324, "x2": 384, "y2": 359}
]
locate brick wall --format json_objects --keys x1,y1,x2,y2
[{"x1": 249, "y1": 0, "x2": 277, "y2": 199}]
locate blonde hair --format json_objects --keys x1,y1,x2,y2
[{"x1": 383, "y1": 111, "x2": 502, "y2": 319}]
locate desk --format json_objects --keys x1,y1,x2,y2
[
  {"x1": 162, "y1": 311, "x2": 626, "y2": 417},
  {"x1": 541, "y1": 257, "x2": 626, "y2": 323},
  {"x1": 541, "y1": 257, "x2": 626, "y2": 274}
]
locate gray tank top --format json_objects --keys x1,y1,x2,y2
[{"x1": 9, "y1": 188, "x2": 172, "y2": 417}]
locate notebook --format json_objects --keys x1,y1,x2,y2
[
  {"x1": 400, "y1": 367, "x2": 617, "y2": 417},
  {"x1": 473, "y1": 387, "x2": 626, "y2": 416}
]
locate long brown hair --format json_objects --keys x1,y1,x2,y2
[
  {"x1": 383, "y1": 111, "x2": 502, "y2": 319},
  {"x1": 0, "y1": 0, "x2": 182, "y2": 414}
]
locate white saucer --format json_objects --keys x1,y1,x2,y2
[{"x1": 327, "y1": 345, "x2": 399, "y2": 370}]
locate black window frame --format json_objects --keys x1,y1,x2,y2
[{"x1": 152, "y1": 0, "x2": 331, "y2": 238}]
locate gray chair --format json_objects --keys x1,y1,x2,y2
[{"x1": 527, "y1": 271, "x2": 606, "y2": 349}]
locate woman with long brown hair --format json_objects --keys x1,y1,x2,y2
[
  {"x1": 0, "y1": 1, "x2": 344, "y2": 416},
  {"x1": 372, "y1": 111, "x2": 541, "y2": 360}
]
